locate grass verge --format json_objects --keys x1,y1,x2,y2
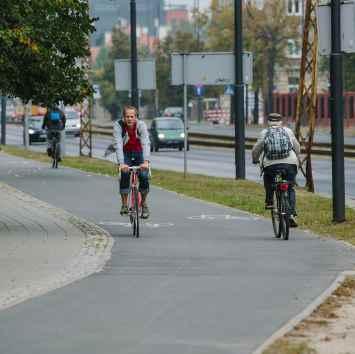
[
  {"x1": 1, "y1": 145, "x2": 355, "y2": 245},
  {"x1": 267, "y1": 276, "x2": 355, "y2": 354},
  {"x1": 263, "y1": 339, "x2": 316, "y2": 354}
]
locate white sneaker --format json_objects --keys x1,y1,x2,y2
[{"x1": 289, "y1": 215, "x2": 298, "y2": 228}]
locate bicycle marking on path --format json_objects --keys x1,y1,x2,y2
[
  {"x1": 188, "y1": 214, "x2": 260, "y2": 221},
  {"x1": 144, "y1": 222, "x2": 175, "y2": 228},
  {"x1": 99, "y1": 221, "x2": 175, "y2": 228}
]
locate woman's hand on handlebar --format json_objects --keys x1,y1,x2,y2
[
  {"x1": 140, "y1": 161, "x2": 149, "y2": 170},
  {"x1": 119, "y1": 164, "x2": 129, "y2": 172}
]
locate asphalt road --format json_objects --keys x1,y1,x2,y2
[
  {"x1": 5, "y1": 124, "x2": 355, "y2": 201},
  {"x1": 0, "y1": 153, "x2": 355, "y2": 354}
]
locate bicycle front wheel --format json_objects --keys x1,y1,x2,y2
[
  {"x1": 128, "y1": 191, "x2": 136, "y2": 236},
  {"x1": 134, "y1": 188, "x2": 140, "y2": 238},
  {"x1": 271, "y1": 191, "x2": 281, "y2": 238}
]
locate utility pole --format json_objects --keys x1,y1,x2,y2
[
  {"x1": 182, "y1": 54, "x2": 188, "y2": 178},
  {"x1": 330, "y1": 0, "x2": 345, "y2": 222},
  {"x1": 234, "y1": 0, "x2": 245, "y2": 179},
  {"x1": 1, "y1": 94, "x2": 6, "y2": 145},
  {"x1": 130, "y1": 0, "x2": 139, "y2": 109}
]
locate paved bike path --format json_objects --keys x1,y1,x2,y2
[{"x1": 0, "y1": 153, "x2": 355, "y2": 354}]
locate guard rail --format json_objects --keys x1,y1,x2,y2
[{"x1": 91, "y1": 124, "x2": 355, "y2": 158}]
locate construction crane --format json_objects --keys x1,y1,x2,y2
[{"x1": 295, "y1": 0, "x2": 319, "y2": 192}]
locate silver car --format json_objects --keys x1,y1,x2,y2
[{"x1": 65, "y1": 111, "x2": 81, "y2": 137}]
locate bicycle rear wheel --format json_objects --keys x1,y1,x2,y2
[
  {"x1": 51, "y1": 143, "x2": 57, "y2": 168},
  {"x1": 271, "y1": 191, "x2": 281, "y2": 238},
  {"x1": 55, "y1": 142, "x2": 60, "y2": 168},
  {"x1": 279, "y1": 192, "x2": 290, "y2": 240},
  {"x1": 134, "y1": 188, "x2": 140, "y2": 238}
]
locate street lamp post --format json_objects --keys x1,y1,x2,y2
[
  {"x1": 234, "y1": 0, "x2": 245, "y2": 179},
  {"x1": 330, "y1": 0, "x2": 345, "y2": 222},
  {"x1": 130, "y1": 0, "x2": 139, "y2": 109},
  {"x1": 1, "y1": 95, "x2": 6, "y2": 145}
]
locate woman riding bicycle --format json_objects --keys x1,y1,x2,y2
[
  {"x1": 252, "y1": 113, "x2": 300, "y2": 227},
  {"x1": 113, "y1": 105, "x2": 151, "y2": 219}
]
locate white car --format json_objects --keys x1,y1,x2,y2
[{"x1": 65, "y1": 111, "x2": 81, "y2": 137}]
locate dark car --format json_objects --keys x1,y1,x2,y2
[
  {"x1": 150, "y1": 117, "x2": 186, "y2": 152},
  {"x1": 24, "y1": 116, "x2": 47, "y2": 144}
]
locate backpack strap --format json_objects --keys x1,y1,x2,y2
[
  {"x1": 118, "y1": 120, "x2": 125, "y2": 138},
  {"x1": 118, "y1": 120, "x2": 141, "y2": 139}
]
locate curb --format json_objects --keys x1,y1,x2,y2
[
  {"x1": 0, "y1": 182, "x2": 114, "y2": 311},
  {"x1": 252, "y1": 270, "x2": 355, "y2": 354}
]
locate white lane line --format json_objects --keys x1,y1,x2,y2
[{"x1": 188, "y1": 214, "x2": 260, "y2": 221}]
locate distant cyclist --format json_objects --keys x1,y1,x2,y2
[
  {"x1": 252, "y1": 113, "x2": 300, "y2": 227},
  {"x1": 42, "y1": 105, "x2": 66, "y2": 160},
  {"x1": 113, "y1": 105, "x2": 151, "y2": 219}
]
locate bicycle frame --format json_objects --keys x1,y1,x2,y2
[
  {"x1": 128, "y1": 167, "x2": 142, "y2": 211},
  {"x1": 127, "y1": 166, "x2": 142, "y2": 238}
]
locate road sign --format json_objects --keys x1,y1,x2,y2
[
  {"x1": 317, "y1": 2, "x2": 355, "y2": 55},
  {"x1": 171, "y1": 52, "x2": 253, "y2": 86},
  {"x1": 114, "y1": 59, "x2": 156, "y2": 91},
  {"x1": 224, "y1": 84, "x2": 235, "y2": 96},
  {"x1": 195, "y1": 85, "x2": 204, "y2": 96},
  {"x1": 92, "y1": 84, "x2": 101, "y2": 100}
]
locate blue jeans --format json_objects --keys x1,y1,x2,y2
[
  {"x1": 263, "y1": 164, "x2": 297, "y2": 215},
  {"x1": 120, "y1": 152, "x2": 149, "y2": 194}
]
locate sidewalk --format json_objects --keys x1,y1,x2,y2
[{"x1": 0, "y1": 181, "x2": 113, "y2": 310}]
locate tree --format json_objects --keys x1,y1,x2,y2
[
  {"x1": 344, "y1": 54, "x2": 355, "y2": 91},
  {"x1": 156, "y1": 31, "x2": 205, "y2": 110},
  {"x1": 93, "y1": 47, "x2": 110, "y2": 71},
  {"x1": 207, "y1": 0, "x2": 234, "y2": 51},
  {"x1": 245, "y1": 0, "x2": 299, "y2": 115},
  {"x1": 93, "y1": 27, "x2": 130, "y2": 120},
  {"x1": 206, "y1": 1, "x2": 299, "y2": 118},
  {"x1": 93, "y1": 27, "x2": 153, "y2": 120},
  {"x1": 0, "y1": 0, "x2": 95, "y2": 105}
]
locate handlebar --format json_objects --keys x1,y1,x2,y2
[{"x1": 128, "y1": 166, "x2": 141, "y2": 172}]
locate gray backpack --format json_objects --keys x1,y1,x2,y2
[{"x1": 264, "y1": 127, "x2": 293, "y2": 160}]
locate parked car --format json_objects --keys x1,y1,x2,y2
[
  {"x1": 24, "y1": 115, "x2": 47, "y2": 144},
  {"x1": 65, "y1": 110, "x2": 81, "y2": 137},
  {"x1": 149, "y1": 117, "x2": 186, "y2": 152},
  {"x1": 162, "y1": 107, "x2": 183, "y2": 118}
]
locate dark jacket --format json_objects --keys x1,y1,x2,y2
[{"x1": 42, "y1": 109, "x2": 66, "y2": 130}]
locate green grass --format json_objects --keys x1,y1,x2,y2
[{"x1": 1, "y1": 145, "x2": 355, "y2": 245}]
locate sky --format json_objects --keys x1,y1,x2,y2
[{"x1": 166, "y1": 0, "x2": 211, "y2": 10}]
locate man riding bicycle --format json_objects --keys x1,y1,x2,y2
[
  {"x1": 252, "y1": 113, "x2": 300, "y2": 227},
  {"x1": 113, "y1": 105, "x2": 151, "y2": 219},
  {"x1": 42, "y1": 104, "x2": 66, "y2": 161}
]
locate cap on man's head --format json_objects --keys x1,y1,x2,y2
[{"x1": 268, "y1": 113, "x2": 282, "y2": 122}]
